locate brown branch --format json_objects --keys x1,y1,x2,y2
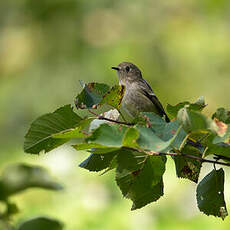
[
  {"x1": 157, "y1": 152, "x2": 230, "y2": 167},
  {"x1": 124, "y1": 147, "x2": 230, "y2": 167},
  {"x1": 88, "y1": 109, "x2": 134, "y2": 126}
]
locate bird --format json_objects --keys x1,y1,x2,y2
[{"x1": 111, "y1": 62, "x2": 170, "y2": 122}]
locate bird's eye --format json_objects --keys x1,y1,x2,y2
[{"x1": 125, "y1": 66, "x2": 130, "y2": 72}]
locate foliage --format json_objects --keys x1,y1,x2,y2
[
  {"x1": 24, "y1": 105, "x2": 84, "y2": 154},
  {"x1": 18, "y1": 217, "x2": 63, "y2": 230},
  {"x1": 24, "y1": 82, "x2": 230, "y2": 220},
  {"x1": 196, "y1": 168, "x2": 227, "y2": 220},
  {"x1": 0, "y1": 163, "x2": 63, "y2": 230}
]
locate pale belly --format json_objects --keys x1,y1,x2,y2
[{"x1": 121, "y1": 89, "x2": 157, "y2": 117}]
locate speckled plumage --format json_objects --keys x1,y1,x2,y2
[{"x1": 112, "y1": 62, "x2": 170, "y2": 122}]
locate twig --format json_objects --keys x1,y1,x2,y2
[
  {"x1": 124, "y1": 147, "x2": 230, "y2": 167},
  {"x1": 179, "y1": 133, "x2": 189, "y2": 151},
  {"x1": 87, "y1": 110, "x2": 230, "y2": 167},
  {"x1": 88, "y1": 110, "x2": 134, "y2": 126}
]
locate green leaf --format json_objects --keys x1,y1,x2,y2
[
  {"x1": 52, "y1": 118, "x2": 93, "y2": 139},
  {"x1": 131, "y1": 179, "x2": 163, "y2": 211},
  {"x1": 73, "y1": 143, "x2": 107, "y2": 150},
  {"x1": 212, "y1": 108, "x2": 230, "y2": 124},
  {"x1": 75, "y1": 82, "x2": 125, "y2": 110},
  {"x1": 142, "y1": 112, "x2": 166, "y2": 125},
  {"x1": 18, "y1": 217, "x2": 63, "y2": 230},
  {"x1": 0, "y1": 164, "x2": 63, "y2": 200},
  {"x1": 52, "y1": 128, "x2": 84, "y2": 138},
  {"x1": 196, "y1": 168, "x2": 228, "y2": 220},
  {"x1": 86, "y1": 123, "x2": 127, "y2": 147},
  {"x1": 73, "y1": 123, "x2": 128, "y2": 154},
  {"x1": 136, "y1": 126, "x2": 175, "y2": 152},
  {"x1": 100, "y1": 85, "x2": 125, "y2": 109},
  {"x1": 177, "y1": 108, "x2": 217, "y2": 133},
  {"x1": 173, "y1": 144, "x2": 202, "y2": 183},
  {"x1": 73, "y1": 143, "x2": 119, "y2": 154},
  {"x1": 140, "y1": 112, "x2": 166, "y2": 132},
  {"x1": 90, "y1": 148, "x2": 120, "y2": 154},
  {"x1": 75, "y1": 82, "x2": 110, "y2": 109},
  {"x1": 167, "y1": 96, "x2": 206, "y2": 118},
  {"x1": 116, "y1": 149, "x2": 147, "y2": 172},
  {"x1": 159, "y1": 120, "x2": 186, "y2": 149},
  {"x1": 116, "y1": 155, "x2": 166, "y2": 210},
  {"x1": 213, "y1": 125, "x2": 230, "y2": 144},
  {"x1": 141, "y1": 113, "x2": 187, "y2": 150},
  {"x1": 79, "y1": 152, "x2": 117, "y2": 172},
  {"x1": 204, "y1": 142, "x2": 230, "y2": 158},
  {"x1": 24, "y1": 105, "x2": 82, "y2": 154},
  {"x1": 167, "y1": 102, "x2": 190, "y2": 118},
  {"x1": 122, "y1": 127, "x2": 139, "y2": 148},
  {"x1": 100, "y1": 156, "x2": 118, "y2": 175}
]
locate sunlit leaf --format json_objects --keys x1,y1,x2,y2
[
  {"x1": 122, "y1": 127, "x2": 139, "y2": 148},
  {"x1": 52, "y1": 127, "x2": 84, "y2": 139},
  {"x1": 73, "y1": 142, "x2": 120, "y2": 154},
  {"x1": 73, "y1": 123, "x2": 128, "y2": 154},
  {"x1": 100, "y1": 85, "x2": 125, "y2": 109},
  {"x1": 196, "y1": 168, "x2": 228, "y2": 220},
  {"x1": 75, "y1": 82, "x2": 125, "y2": 110},
  {"x1": 86, "y1": 123, "x2": 127, "y2": 147},
  {"x1": 73, "y1": 143, "x2": 109, "y2": 150},
  {"x1": 52, "y1": 118, "x2": 93, "y2": 139}
]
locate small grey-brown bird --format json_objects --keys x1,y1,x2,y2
[{"x1": 112, "y1": 62, "x2": 170, "y2": 122}]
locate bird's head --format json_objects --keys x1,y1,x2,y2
[{"x1": 112, "y1": 62, "x2": 142, "y2": 84}]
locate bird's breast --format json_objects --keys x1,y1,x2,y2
[{"x1": 121, "y1": 84, "x2": 156, "y2": 117}]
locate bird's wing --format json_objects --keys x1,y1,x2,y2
[{"x1": 140, "y1": 79, "x2": 170, "y2": 122}]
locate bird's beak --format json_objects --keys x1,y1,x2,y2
[{"x1": 111, "y1": 66, "x2": 120, "y2": 71}]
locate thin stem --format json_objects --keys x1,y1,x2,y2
[
  {"x1": 157, "y1": 152, "x2": 230, "y2": 167},
  {"x1": 117, "y1": 109, "x2": 127, "y2": 122},
  {"x1": 124, "y1": 147, "x2": 230, "y2": 167},
  {"x1": 88, "y1": 110, "x2": 134, "y2": 126},
  {"x1": 179, "y1": 133, "x2": 189, "y2": 151},
  {"x1": 87, "y1": 110, "x2": 230, "y2": 167}
]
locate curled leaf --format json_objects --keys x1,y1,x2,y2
[{"x1": 75, "y1": 82, "x2": 110, "y2": 109}]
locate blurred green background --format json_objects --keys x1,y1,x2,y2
[{"x1": 1, "y1": 0, "x2": 230, "y2": 229}]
